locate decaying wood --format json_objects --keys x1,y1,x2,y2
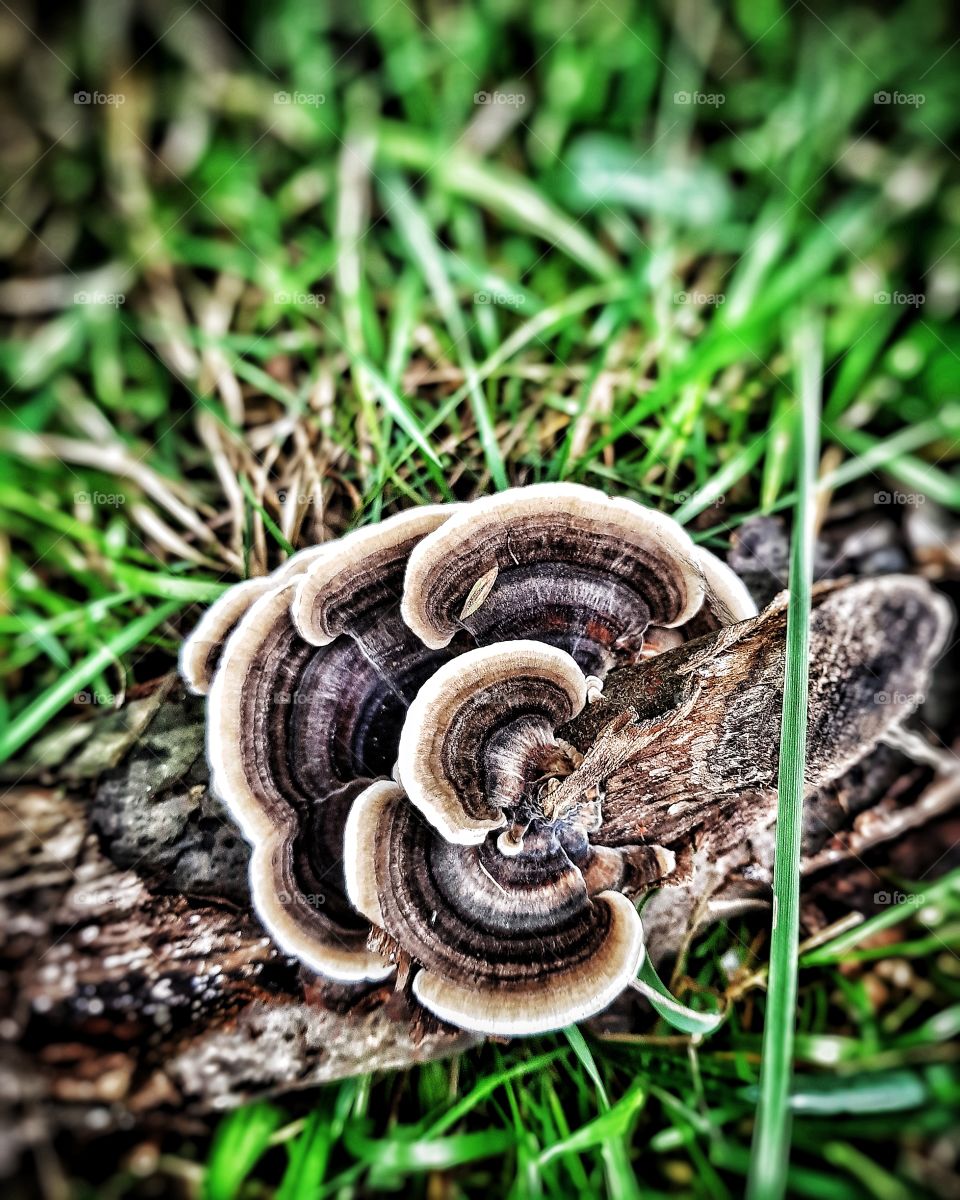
[
  {"x1": 1, "y1": 573, "x2": 956, "y2": 1168},
  {"x1": 0, "y1": 699, "x2": 477, "y2": 1171},
  {"x1": 561, "y1": 575, "x2": 955, "y2": 961}
]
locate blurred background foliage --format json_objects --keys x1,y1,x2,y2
[{"x1": 2, "y1": 0, "x2": 960, "y2": 1196}]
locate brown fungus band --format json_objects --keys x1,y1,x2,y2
[
  {"x1": 401, "y1": 484, "x2": 715, "y2": 674},
  {"x1": 396, "y1": 640, "x2": 589, "y2": 845},
  {"x1": 345, "y1": 781, "x2": 648, "y2": 1037},
  {"x1": 185, "y1": 484, "x2": 758, "y2": 1034}
]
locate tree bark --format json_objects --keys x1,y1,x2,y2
[{"x1": 1, "y1": 576, "x2": 956, "y2": 1166}]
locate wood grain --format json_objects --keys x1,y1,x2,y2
[{"x1": 1, "y1": 575, "x2": 955, "y2": 1163}]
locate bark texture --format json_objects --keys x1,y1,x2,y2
[{"x1": 1, "y1": 574, "x2": 956, "y2": 1170}]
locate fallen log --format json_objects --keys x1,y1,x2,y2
[{"x1": 1, "y1": 575, "x2": 956, "y2": 1169}]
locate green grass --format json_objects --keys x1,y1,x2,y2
[
  {"x1": 2, "y1": 0, "x2": 960, "y2": 1195},
  {"x1": 748, "y1": 316, "x2": 822, "y2": 1199}
]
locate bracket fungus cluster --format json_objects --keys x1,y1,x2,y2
[{"x1": 181, "y1": 484, "x2": 764, "y2": 1035}]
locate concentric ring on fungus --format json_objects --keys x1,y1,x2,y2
[{"x1": 185, "y1": 484, "x2": 758, "y2": 1033}]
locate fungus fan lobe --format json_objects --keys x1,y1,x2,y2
[
  {"x1": 410, "y1": 892, "x2": 645, "y2": 1038},
  {"x1": 444, "y1": 563, "x2": 657, "y2": 675},
  {"x1": 669, "y1": 545, "x2": 758, "y2": 640},
  {"x1": 206, "y1": 581, "x2": 390, "y2": 980},
  {"x1": 248, "y1": 778, "x2": 388, "y2": 983},
  {"x1": 401, "y1": 484, "x2": 712, "y2": 673},
  {"x1": 391, "y1": 817, "x2": 597, "y2": 956},
  {"x1": 638, "y1": 548, "x2": 756, "y2": 656},
  {"x1": 350, "y1": 639, "x2": 668, "y2": 1034},
  {"x1": 204, "y1": 508, "x2": 464, "y2": 982},
  {"x1": 180, "y1": 544, "x2": 330, "y2": 696},
  {"x1": 180, "y1": 576, "x2": 275, "y2": 697},
  {"x1": 209, "y1": 582, "x2": 424, "y2": 837},
  {"x1": 290, "y1": 627, "x2": 449, "y2": 798},
  {"x1": 288, "y1": 507, "x2": 462, "y2": 783},
  {"x1": 346, "y1": 781, "x2": 646, "y2": 1036},
  {"x1": 294, "y1": 505, "x2": 453, "y2": 648},
  {"x1": 396, "y1": 640, "x2": 590, "y2": 844}
]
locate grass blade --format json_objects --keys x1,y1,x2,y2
[
  {"x1": 276, "y1": 1110, "x2": 332, "y2": 1200},
  {"x1": 111, "y1": 564, "x2": 230, "y2": 602},
  {"x1": 800, "y1": 869, "x2": 960, "y2": 965},
  {"x1": 377, "y1": 123, "x2": 617, "y2": 279},
  {"x1": 204, "y1": 1103, "x2": 283, "y2": 1200},
  {"x1": 561, "y1": 1027, "x2": 641, "y2": 1200},
  {"x1": 424, "y1": 1051, "x2": 565, "y2": 1138},
  {"x1": 632, "y1": 955, "x2": 725, "y2": 1037},
  {"x1": 0, "y1": 599, "x2": 182, "y2": 765},
  {"x1": 381, "y1": 172, "x2": 507, "y2": 490},
  {"x1": 837, "y1": 425, "x2": 960, "y2": 509},
  {"x1": 344, "y1": 1127, "x2": 515, "y2": 1172},
  {"x1": 239, "y1": 475, "x2": 295, "y2": 555},
  {"x1": 673, "y1": 435, "x2": 767, "y2": 524},
  {"x1": 335, "y1": 128, "x2": 389, "y2": 493},
  {"x1": 747, "y1": 313, "x2": 822, "y2": 1200},
  {"x1": 537, "y1": 1082, "x2": 646, "y2": 1165},
  {"x1": 356, "y1": 356, "x2": 448, "y2": 474}
]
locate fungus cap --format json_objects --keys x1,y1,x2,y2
[
  {"x1": 186, "y1": 486, "x2": 763, "y2": 1029},
  {"x1": 345, "y1": 780, "x2": 646, "y2": 1036},
  {"x1": 294, "y1": 506, "x2": 453, "y2": 646},
  {"x1": 180, "y1": 545, "x2": 329, "y2": 695},
  {"x1": 401, "y1": 483, "x2": 706, "y2": 674},
  {"x1": 396, "y1": 640, "x2": 589, "y2": 844}
]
